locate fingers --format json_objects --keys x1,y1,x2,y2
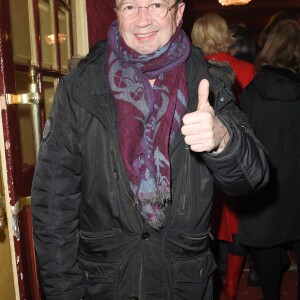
[
  {"x1": 184, "y1": 131, "x2": 215, "y2": 149},
  {"x1": 181, "y1": 78, "x2": 221, "y2": 153},
  {"x1": 181, "y1": 112, "x2": 213, "y2": 134},
  {"x1": 197, "y1": 79, "x2": 210, "y2": 111}
]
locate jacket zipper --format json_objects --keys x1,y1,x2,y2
[
  {"x1": 111, "y1": 140, "x2": 144, "y2": 227},
  {"x1": 177, "y1": 145, "x2": 190, "y2": 214},
  {"x1": 111, "y1": 140, "x2": 143, "y2": 300}
]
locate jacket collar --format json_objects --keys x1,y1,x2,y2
[{"x1": 70, "y1": 41, "x2": 118, "y2": 139}]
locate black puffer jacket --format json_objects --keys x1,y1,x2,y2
[
  {"x1": 239, "y1": 66, "x2": 300, "y2": 247},
  {"x1": 31, "y1": 42, "x2": 268, "y2": 300}
]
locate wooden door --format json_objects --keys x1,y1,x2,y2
[{"x1": 0, "y1": 0, "x2": 76, "y2": 299}]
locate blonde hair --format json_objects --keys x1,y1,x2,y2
[{"x1": 191, "y1": 13, "x2": 235, "y2": 55}]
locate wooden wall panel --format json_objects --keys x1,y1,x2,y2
[{"x1": 86, "y1": 0, "x2": 115, "y2": 48}]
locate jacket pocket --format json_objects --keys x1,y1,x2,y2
[
  {"x1": 80, "y1": 231, "x2": 115, "y2": 259},
  {"x1": 79, "y1": 257, "x2": 122, "y2": 300},
  {"x1": 173, "y1": 251, "x2": 217, "y2": 300}
]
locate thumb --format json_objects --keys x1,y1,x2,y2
[{"x1": 197, "y1": 79, "x2": 210, "y2": 111}]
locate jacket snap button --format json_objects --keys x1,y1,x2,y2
[
  {"x1": 220, "y1": 97, "x2": 225, "y2": 102},
  {"x1": 142, "y1": 232, "x2": 150, "y2": 240},
  {"x1": 113, "y1": 170, "x2": 119, "y2": 180}
]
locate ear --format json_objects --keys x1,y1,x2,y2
[
  {"x1": 176, "y1": 3, "x2": 185, "y2": 26},
  {"x1": 114, "y1": 7, "x2": 119, "y2": 19}
]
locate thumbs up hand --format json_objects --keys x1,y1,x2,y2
[{"x1": 181, "y1": 79, "x2": 229, "y2": 153}]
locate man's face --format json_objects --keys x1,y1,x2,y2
[{"x1": 115, "y1": 0, "x2": 185, "y2": 54}]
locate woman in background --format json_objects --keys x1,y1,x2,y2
[
  {"x1": 191, "y1": 13, "x2": 256, "y2": 300},
  {"x1": 239, "y1": 19, "x2": 300, "y2": 300},
  {"x1": 258, "y1": 11, "x2": 299, "y2": 50},
  {"x1": 191, "y1": 13, "x2": 255, "y2": 104},
  {"x1": 228, "y1": 23, "x2": 257, "y2": 64}
]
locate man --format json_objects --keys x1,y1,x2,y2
[{"x1": 31, "y1": 1, "x2": 269, "y2": 299}]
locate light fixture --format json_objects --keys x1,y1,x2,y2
[
  {"x1": 218, "y1": 0, "x2": 251, "y2": 6},
  {"x1": 45, "y1": 33, "x2": 67, "y2": 45},
  {"x1": 45, "y1": 34, "x2": 56, "y2": 45}
]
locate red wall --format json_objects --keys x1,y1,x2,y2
[{"x1": 86, "y1": 0, "x2": 116, "y2": 48}]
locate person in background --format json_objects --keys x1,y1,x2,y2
[
  {"x1": 245, "y1": 11, "x2": 300, "y2": 289},
  {"x1": 239, "y1": 19, "x2": 300, "y2": 300},
  {"x1": 31, "y1": 1, "x2": 269, "y2": 299},
  {"x1": 191, "y1": 13, "x2": 256, "y2": 105},
  {"x1": 258, "y1": 10, "x2": 299, "y2": 50},
  {"x1": 228, "y1": 22, "x2": 261, "y2": 288},
  {"x1": 191, "y1": 13, "x2": 256, "y2": 300},
  {"x1": 228, "y1": 23, "x2": 257, "y2": 64}
]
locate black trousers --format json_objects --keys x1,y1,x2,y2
[
  {"x1": 251, "y1": 240, "x2": 300, "y2": 300},
  {"x1": 294, "y1": 240, "x2": 300, "y2": 300},
  {"x1": 228, "y1": 234, "x2": 246, "y2": 256}
]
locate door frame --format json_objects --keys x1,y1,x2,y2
[
  {"x1": 0, "y1": 0, "x2": 22, "y2": 295},
  {"x1": 0, "y1": 0, "x2": 89, "y2": 299}
]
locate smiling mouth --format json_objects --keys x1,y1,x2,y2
[{"x1": 135, "y1": 32, "x2": 156, "y2": 38}]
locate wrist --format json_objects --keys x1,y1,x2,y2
[{"x1": 215, "y1": 126, "x2": 229, "y2": 153}]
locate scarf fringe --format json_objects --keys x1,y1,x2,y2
[
  {"x1": 137, "y1": 190, "x2": 171, "y2": 206},
  {"x1": 148, "y1": 211, "x2": 166, "y2": 230}
]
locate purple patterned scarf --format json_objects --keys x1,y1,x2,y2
[{"x1": 107, "y1": 21, "x2": 190, "y2": 229}]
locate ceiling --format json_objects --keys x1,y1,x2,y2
[{"x1": 182, "y1": 0, "x2": 300, "y2": 39}]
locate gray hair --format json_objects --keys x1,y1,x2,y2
[{"x1": 113, "y1": 0, "x2": 183, "y2": 7}]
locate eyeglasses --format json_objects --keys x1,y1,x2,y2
[{"x1": 116, "y1": 2, "x2": 177, "y2": 20}]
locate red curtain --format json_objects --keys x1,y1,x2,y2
[{"x1": 86, "y1": 0, "x2": 116, "y2": 48}]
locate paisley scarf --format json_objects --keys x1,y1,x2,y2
[{"x1": 107, "y1": 20, "x2": 190, "y2": 229}]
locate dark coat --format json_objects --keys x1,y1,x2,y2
[
  {"x1": 31, "y1": 42, "x2": 268, "y2": 300},
  {"x1": 206, "y1": 52, "x2": 256, "y2": 243},
  {"x1": 239, "y1": 66, "x2": 300, "y2": 247}
]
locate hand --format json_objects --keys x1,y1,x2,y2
[{"x1": 181, "y1": 79, "x2": 229, "y2": 153}]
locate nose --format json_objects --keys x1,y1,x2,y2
[{"x1": 135, "y1": 7, "x2": 152, "y2": 27}]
